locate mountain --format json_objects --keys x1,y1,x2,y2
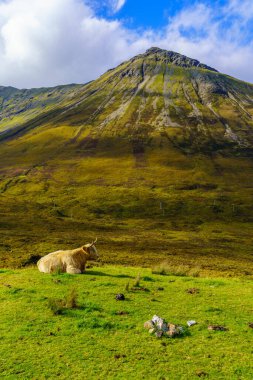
[
  {"x1": 1, "y1": 47, "x2": 253, "y2": 152},
  {"x1": 1, "y1": 47, "x2": 253, "y2": 276}
]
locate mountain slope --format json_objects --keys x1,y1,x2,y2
[
  {"x1": 1, "y1": 47, "x2": 253, "y2": 275},
  {"x1": 1, "y1": 47, "x2": 253, "y2": 153}
]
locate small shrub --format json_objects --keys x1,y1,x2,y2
[
  {"x1": 48, "y1": 298, "x2": 65, "y2": 315},
  {"x1": 48, "y1": 288, "x2": 79, "y2": 315}
]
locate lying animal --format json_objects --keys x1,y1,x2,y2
[{"x1": 37, "y1": 239, "x2": 99, "y2": 274}]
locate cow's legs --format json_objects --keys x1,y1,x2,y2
[{"x1": 66, "y1": 265, "x2": 82, "y2": 274}]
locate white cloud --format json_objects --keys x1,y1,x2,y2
[
  {"x1": 0, "y1": 0, "x2": 134, "y2": 88},
  {"x1": 0, "y1": 0, "x2": 252, "y2": 88},
  {"x1": 227, "y1": 0, "x2": 253, "y2": 20},
  {"x1": 110, "y1": 0, "x2": 126, "y2": 13}
]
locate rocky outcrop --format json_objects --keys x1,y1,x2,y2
[{"x1": 144, "y1": 47, "x2": 218, "y2": 72}]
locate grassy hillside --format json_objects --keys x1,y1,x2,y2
[
  {"x1": 1, "y1": 132, "x2": 253, "y2": 275},
  {"x1": 0, "y1": 266, "x2": 252, "y2": 379},
  {"x1": 1, "y1": 48, "x2": 253, "y2": 274}
]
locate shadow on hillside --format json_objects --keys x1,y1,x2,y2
[{"x1": 84, "y1": 270, "x2": 134, "y2": 279}]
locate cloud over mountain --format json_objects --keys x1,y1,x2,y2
[{"x1": 0, "y1": 0, "x2": 252, "y2": 88}]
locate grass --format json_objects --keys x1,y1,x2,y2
[
  {"x1": 152, "y1": 261, "x2": 201, "y2": 277},
  {"x1": 0, "y1": 266, "x2": 252, "y2": 379}
]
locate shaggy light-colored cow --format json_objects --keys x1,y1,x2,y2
[{"x1": 37, "y1": 240, "x2": 99, "y2": 274}]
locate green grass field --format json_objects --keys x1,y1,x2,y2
[{"x1": 1, "y1": 266, "x2": 252, "y2": 379}]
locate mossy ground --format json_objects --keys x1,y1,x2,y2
[
  {"x1": 0, "y1": 266, "x2": 252, "y2": 379},
  {"x1": 1, "y1": 131, "x2": 253, "y2": 277}
]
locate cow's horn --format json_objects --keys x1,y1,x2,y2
[{"x1": 92, "y1": 237, "x2": 97, "y2": 245}]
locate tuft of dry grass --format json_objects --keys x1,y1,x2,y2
[
  {"x1": 48, "y1": 288, "x2": 78, "y2": 315},
  {"x1": 133, "y1": 273, "x2": 141, "y2": 287},
  {"x1": 152, "y1": 261, "x2": 200, "y2": 277}
]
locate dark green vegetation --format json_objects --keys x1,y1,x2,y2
[
  {"x1": 0, "y1": 266, "x2": 252, "y2": 379},
  {"x1": 1, "y1": 47, "x2": 253, "y2": 275}
]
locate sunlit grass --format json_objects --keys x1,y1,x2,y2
[{"x1": 0, "y1": 266, "x2": 252, "y2": 379}]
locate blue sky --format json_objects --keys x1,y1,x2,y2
[
  {"x1": 97, "y1": 0, "x2": 253, "y2": 45},
  {"x1": 100, "y1": 0, "x2": 227, "y2": 29},
  {"x1": 101, "y1": 0, "x2": 196, "y2": 28},
  {"x1": 0, "y1": 0, "x2": 252, "y2": 88}
]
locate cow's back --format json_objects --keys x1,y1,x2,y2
[
  {"x1": 37, "y1": 250, "x2": 65, "y2": 273},
  {"x1": 37, "y1": 248, "x2": 87, "y2": 273}
]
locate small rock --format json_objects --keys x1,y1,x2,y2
[
  {"x1": 115, "y1": 294, "x2": 125, "y2": 301},
  {"x1": 155, "y1": 331, "x2": 163, "y2": 338},
  {"x1": 152, "y1": 315, "x2": 165, "y2": 329},
  {"x1": 145, "y1": 315, "x2": 183, "y2": 338},
  {"x1": 157, "y1": 287, "x2": 164, "y2": 291},
  {"x1": 161, "y1": 322, "x2": 169, "y2": 332},
  {"x1": 166, "y1": 324, "x2": 178, "y2": 337},
  {"x1": 166, "y1": 323, "x2": 183, "y2": 337},
  {"x1": 187, "y1": 320, "x2": 197, "y2": 327},
  {"x1": 144, "y1": 320, "x2": 154, "y2": 329},
  {"x1": 208, "y1": 325, "x2": 228, "y2": 331}
]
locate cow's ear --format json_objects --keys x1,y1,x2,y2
[{"x1": 82, "y1": 246, "x2": 89, "y2": 253}]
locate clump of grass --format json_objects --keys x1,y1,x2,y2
[
  {"x1": 65, "y1": 288, "x2": 78, "y2": 309},
  {"x1": 124, "y1": 273, "x2": 149, "y2": 292},
  {"x1": 48, "y1": 288, "x2": 78, "y2": 315},
  {"x1": 82, "y1": 301, "x2": 102, "y2": 313},
  {"x1": 188, "y1": 267, "x2": 201, "y2": 278},
  {"x1": 152, "y1": 261, "x2": 200, "y2": 277},
  {"x1": 133, "y1": 273, "x2": 141, "y2": 287},
  {"x1": 125, "y1": 282, "x2": 130, "y2": 292},
  {"x1": 48, "y1": 298, "x2": 65, "y2": 315},
  {"x1": 89, "y1": 317, "x2": 115, "y2": 330}
]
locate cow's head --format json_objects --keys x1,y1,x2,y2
[{"x1": 83, "y1": 238, "x2": 99, "y2": 260}]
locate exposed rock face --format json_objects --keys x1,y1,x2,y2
[
  {"x1": 143, "y1": 47, "x2": 218, "y2": 72},
  {"x1": 0, "y1": 47, "x2": 253, "y2": 154}
]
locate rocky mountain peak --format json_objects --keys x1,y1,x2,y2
[{"x1": 143, "y1": 47, "x2": 218, "y2": 73}]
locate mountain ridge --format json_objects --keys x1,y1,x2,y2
[
  {"x1": 132, "y1": 47, "x2": 219, "y2": 72},
  {"x1": 1, "y1": 47, "x2": 253, "y2": 153}
]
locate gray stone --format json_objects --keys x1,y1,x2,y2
[
  {"x1": 144, "y1": 320, "x2": 154, "y2": 329},
  {"x1": 155, "y1": 331, "x2": 163, "y2": 338}
]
